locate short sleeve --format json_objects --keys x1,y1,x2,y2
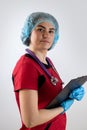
[{"x1": 13, "y1": 56, "x2": 39, "y2": 91}]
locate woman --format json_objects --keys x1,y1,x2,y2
[{"x1": 12, "y1": 12, "x2": 85, "y2": 130}]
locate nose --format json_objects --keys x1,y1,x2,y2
[{"x1": 43, "y1": 30, "x2": 49, "y2": 38}]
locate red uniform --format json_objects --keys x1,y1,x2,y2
[{"x1": 12, "y1": 53, "x2": 66, "y2": 130}]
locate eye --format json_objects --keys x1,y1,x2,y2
[
  {"x1": 49, "y1": 30, "x2": 55, "y2": 34},
  {"x1": 37, "y1": 28, "x2": 44, "y2": 32}
]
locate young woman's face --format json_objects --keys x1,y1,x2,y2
[{"x1": 29, "y1": 22, "x2": 55, "y2": 51}]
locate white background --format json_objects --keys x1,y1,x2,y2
[{"x1": 0, "y1": 0, "x2": 87, "y2": 130}]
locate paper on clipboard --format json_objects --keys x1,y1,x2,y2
[{"x1": 46, "y1": 75, "x2": 87, "y2": 109}]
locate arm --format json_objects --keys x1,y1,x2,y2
[{"x1": 19, "y1": 89, "x2": 64, "y2": 128}]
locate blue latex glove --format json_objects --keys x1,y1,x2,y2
[
  {"x1": 60, "y1": 99, "x2": 74, "y2": 112},
  {"x1": 69, "y1": 86, "x2": 85, "y2": 101}
]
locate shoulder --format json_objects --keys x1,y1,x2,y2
[
  {"x1": 12, "y1": 54, "x2": 36, "y2": 75},
  {"x1": 12, "y1": 53, "x2": 44, "y2": 76},
  {"x1": 14, "y1": 53, "x2": 36, "y2": 68}
]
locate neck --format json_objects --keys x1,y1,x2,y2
[{"x1": 29, "y1": 47, "x2": 48, "y2": 64}]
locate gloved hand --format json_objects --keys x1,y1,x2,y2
[
  {"x1": 60, "y1": 99, "x2": 74, "y2": 113},
  {"x1": 69, "y1": 86, "x2": 85, "y2": 101}
]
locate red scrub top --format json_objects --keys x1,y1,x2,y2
[{"x1": 12, "y1": 53, "x2": 66, "y2": 130}]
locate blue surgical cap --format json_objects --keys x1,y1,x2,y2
[{"x1": 21, "y1": 12, "x2": 59, "y2": 50}]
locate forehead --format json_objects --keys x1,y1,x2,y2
[{"x1": 36, "y1": 22, "x2": 55, "y2": 29}]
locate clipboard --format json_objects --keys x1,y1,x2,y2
[{"x1": 46, "y1": 75, "x2": 87, "y2": 109}]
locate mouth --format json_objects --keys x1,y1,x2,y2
[{"x1": 40, "y1": 40, "x2": 50, "y2": 43}]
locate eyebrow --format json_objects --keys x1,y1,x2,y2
[{"x1": 37, "y1": 24, "x2": 55, "y2": 30}]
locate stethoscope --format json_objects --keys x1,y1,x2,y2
[{"x1": 26, "y1": 48, "x2": 58, "y2": 86}]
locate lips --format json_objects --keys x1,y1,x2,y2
[{"x1": 40, "y1": 40, "x2": 50, "y2": 43}]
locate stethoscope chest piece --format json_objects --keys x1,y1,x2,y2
[{"x1": 51, "y1": 76, "x2": 58, "y2": 86}]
